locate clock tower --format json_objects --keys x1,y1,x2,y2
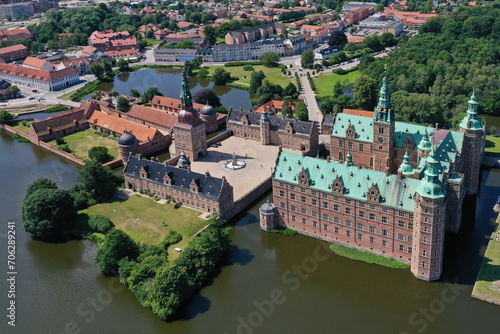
[{"x1": 373, "y1": 77, "x2": 395, "y2": 172}]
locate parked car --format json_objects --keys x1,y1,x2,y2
[{"x1": 29, "y1": 97, "x2": 36, "y2": 100}]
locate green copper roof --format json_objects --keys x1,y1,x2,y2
[
  {"x1": 346, "y1": 151, "x2": 353, "y2": 166},
  {"x1": 274, "y1": 151, "x2": 421, "y2": 211},
  {"x1": 459, "y1": 92, "x2": 483, "y2": 130},
  {"x1": 180, "y1": 70, "x2": 193, "y2": 109},
  {"x1": 399, "y1": 150, "x2": 414, "y2": 175},
  {"x1": 331, "y1": 114, "x2": 374, "y2": 142},
  {"x1": 417, "y1": 130, "x2": 432, "y2": 150},
  {"x1": 416, "y1": 152, "x2": 446, "y2": 198},
  {"x1": 374, "y1": 77, "x2": 395, "y2": 123}
]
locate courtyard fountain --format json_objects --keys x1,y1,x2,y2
[{"x1": 224, "y1": 152, "x2": 246, "y2": 170}]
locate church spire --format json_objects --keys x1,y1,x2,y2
[
  {"x1": 374, "y1": 77, "x2": 395, "y2": 123},
  {"x1": 180, "y1": 70, "x2": 193, "y2": 110}
]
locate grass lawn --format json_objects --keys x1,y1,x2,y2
[
  {"x1": 485, "y1": 135, "x2": 500, "y2": 157},
  {"x1": 48, "y1": 129, "x2": 119, "y2": 160},
  {"x1": 472, "y1": 215, "x2": 500, "y2": 305},
  {"x1": 143, "y1": 38, "x2": 162, "y2": 46},
  {"x1": 314, "y1": 70, "x2": 361, "y2": 98},
  {"x1": 82, "y1": 195, "x2": 208, "y2": 255},
  {"x1": 205, "y1": 65, "x2": 293, "y2": 88},
  {"x1": 11, "y1": 120, "x2": 33, "y2": 134},
  {"x1": 330, "y1": 244, "x2": 410, "y2": 269}
]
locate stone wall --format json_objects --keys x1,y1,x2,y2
[{"x1": 223, "y1": 177, "x2": 273, "y2": 221}]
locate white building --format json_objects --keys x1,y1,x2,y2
[{"x1": 0, "y1": 63, "x2": 79, "y2": 91}]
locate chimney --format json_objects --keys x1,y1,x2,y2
[
  {"x1": 326, "y1": 156, "x2": 330, "y2": 163},
  {"x1": 301, "y1": 150, "x2": 306, "y2": 157},
  {"x1": 435, "y1": 123, "x2": 439, "y2": 130},
  {"x1": 385, "y1": 167, "x2": 390, "y2": 176}
]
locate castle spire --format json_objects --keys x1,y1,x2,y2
[
  {"x1": 374, "y1": 77, "x2": 395, "y2": 122},
  {"x1": 399, "y1": 149, "x2": 413, "y2": 175},
  {"x1": 345, "y1": 151, "x2": 353, "y2": 166},
  {"x1": 180, "y1": 70, "x2": 193, "y2": 109},
  {"x1": 416, "y1": 150, "x2": 445, "y2": 198},
  {"x1": 459, "y1": 91, "x2": 482, "y2": 130}
]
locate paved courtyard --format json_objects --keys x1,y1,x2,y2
[{"x1": 188, "y1": 136, "x2": 285, "y2": 201}]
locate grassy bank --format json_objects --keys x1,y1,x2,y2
[
  {"x1": 48, "y1": 129, "x2": 119, "y2": 160},
  {"x1": 472, "y1": 214, "x2": 500, "y2": 305},
  {"x1": 485, "y1": 135, "x2": 500, "y2": 157},
  {"x1": 314, "y1": 70, "x2": 360, "y2": 98},
  {"x1": 330, "y1": 244, "x2": 410, "y2": 269},
  {"x1": 82, "y1": 195, "x2": 207, "y2": 252},
  {"x1": 205, "y1": 64, "x2": 293, "y2": 88},
  {"x1": 12, "y1": 120, "x2": 34, "y2": 134},
  {"x1": 59, "y1": 80, "x2": 101, "y2": 101}
]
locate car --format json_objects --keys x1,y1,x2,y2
[
  {"x1": 39, "y1": 97, "x2": 46, "y2": 100},
  {"x1": 32, "y1": 89, "x2": 38, "y2": 93},
  {"x1": 29, "y1": 97, "x2": 36, "y2": 100}
]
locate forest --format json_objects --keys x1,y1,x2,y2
[{"x1": 360, "y1": 5, "x2": 500, "y2": 128}]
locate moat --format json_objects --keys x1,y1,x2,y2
[{"x1": 0, "y1": 129, "x2": 499, "y2": 333}]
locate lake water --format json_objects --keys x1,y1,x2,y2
[
  {"x1": 85, "y1": 68, "x2": 253, "y2": 111},
  {"x1": 0, "y1": 130, "x2": 499, "y2": 334}
]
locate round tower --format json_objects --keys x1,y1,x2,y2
[
  {"x1": 118, "y1": 131, "x2": 138, "y2": 164},
  {"x1": 177, "y1": 150, "x2": 191, "y2": 170},
  {"x1": 259, "y1": 200, "x2": 278, "y2": 230},
  {"x1": 200, "y1": 102, "x2": 218, "y2": 133}
]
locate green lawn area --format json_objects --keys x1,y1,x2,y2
[
  {"x1": 485, "y1": 135, "x2": 500, "y2": 157},
  {"x1": 314, "y1": 70, "x2": 361, "y2": 98},
  {"x1": 472, "y1": 215, "x2": 500, "y2": 305},
  {"x1": 143, "y1": 38, "x2": 162, "y2": 46},
  {"x1": 48, "y1": 129, "x2": 119, "y2": 160},
  {"x1": 11, "y1": 120, "x2": 33, "y2": 134},
  {"x1": 82, "y1": 195, "x2": 208, "y2": 255},
  {"x1": 330, "y1": 244, "x2": 410, "y2": 269},
  {"x1": 205, "y1": 65, "x2": 293, "y2": 88}
]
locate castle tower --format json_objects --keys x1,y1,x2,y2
[
  {"x1": 173, "y1": 70, "x2": 207, "y2": 161},
  {"x1": 200, "y1": 102, "x2": 218, "y2": 133},
  {"x1": 417, "y1": 130, "x2": 432, "y2": 161},
  {"x1": 259, "y1": 200, "x2": 278, "y2": 230},
  {"x1": 177, "y1": 150, "x2": 191, "y2": 170},
  {"x1": 398, "y1": 150, "x2": 414, "y2": 176},
  {"x1": 458, "y1": 92, "x2": 485, "y2": 195},
  {"x1": 411, "y1": 151, "x2": 446, "y2": 281},
  {"x1": 260, "y1": 111, "x2": 271, "y2": 145},
  {"x1": 373, "y1": 77, "x2": 396, "y2": 173},
  {"x1": 118, "y1": 131, "x2": 138, "y2": 164}
]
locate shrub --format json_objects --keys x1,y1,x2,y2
[
  {"x1": 174, "y1": 202, "x2": 182, "y2": 209},
  {"x1": 243, "y1": 64, "x2": 254, "y2": 71},
  {"x1": 13, "y1": 133, "x2": 29, "y2": 142},
  {"x1": 55, "y1": 137, "x2": 65, "y2": 145},
  {"x1": 268, "y1": 228, "x2": 298, "y2": 236},
  {"x1": 58, "y1": 144, "x2": 72, "y2": 153},
  {"x1": 224, "y1": 61, "x2": 263, "y2": 67},
  {"x1": 161, "y1": 230, "x2": 183, "y2": 249},
  {"x1": 88, "y1": 214, "x2": 114, "y2": 233},
  {"x1": 20, "y1": 120, "x2": 28, "y2": 126}
]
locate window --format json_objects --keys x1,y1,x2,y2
[
  {"x1": 408, "y1": 236, "x2": 412, "y2": 243},
  {"x1": 357, "y1": 233, "x2": 362, "y2": 240},
  {"x1": 334, "y1": 204, "x2": 339, "y2": 211},
  {"x1": 398, "y1": 220, "x2": 405, "y2": 228},
  {"x1": 370, "y1": 204, "x2": 375, "y2": 210},
  {"x1": 398, "y1": 233, "x2": 404, "y2": 241},
  {"x1": 369, "y1": 213, "x2": 375, "y2": 220},
  {"x1": 408, "y1": 223, "x2": 413, "y2": 230},
  {"x1": 311, "y1": 191, "x2": 316, "y2": 196},
  {"x1": 312, "y1": 199, "x2": 317, "y2": 205},
  {"x1": 348, "y1": 142, "x2": 353, "y2": 150},
  {"x1": 359, "y1": 211, "x2": 365, "y2": 218},
  {"x1": 359, "y1": 143, "x2": 364, "y2": 152},
  {"x1": 382, "y1": 229, "x2": 388, "y2": 236},
  {"x1": 370, "y1": 236, "x2": 374, "y2": 243},
  {"x1": 346, "y1": 230, "x2": 351, "y2": 237},
  {"x1": 399, "y1": 245, "x2": 404, "y2": 251},
  {"x1": 346, "y1": 208, "x2": 351, "y2": 214},
  {"x1": 339, "y1": 139, "x2": 344, "y2": 148},
  {"x1": 334, "y1": 217, "x2": 340, "y2": 223},
  {"x1": 292, "y1": 215, "x2": 296, "y2": 222},
  {"x1": 435, "y1": 236, "x2": 439, "y2": 243},
  {"x1": 334, "y1": 196, "x2": 339, "y2": 201},
  {"x1": 408, "y1": 247, "x2": 412, "y2": 254},
  {"x1": 423, "y1": 236, "x2": 427, "y2": 243},
  {"x1": 382, "y1": 216, "x2": 388, "y2": 224},
  {"x1": 301, "y1": 196, "x2": 306, "y2": 203},
  {"x1": 322, "y1": 193, "x2": 328, "y2": 198},
  {"x1": 369, "y1": 226, "x2": 375, "y2": 233},
  {"x1": 357, "y1": 223, "x2": 363, "y2": 230},
  {"x1": 382, "y1": 207, "x2": 388, "y2": 213},
  {"x1": 335, "y1": 227, "x2": 339, "y2": 233},
  {"x1": 280, "y1": 202, "x2": 286, "y2": 208},
  {"x1": 301, "y1": 207, "x2": 307, "y2": 214},
  {"x1": 382, "y1": 240, "x2": 387, "y2": 247},
  {"x1": 422, "y1": 261, "x2": 426, "y2": 268},
  {"x1": 322, "y1": 201, "x2": 328, "y2": 209},
  {"x1": 279, "y1": 190, "x2": 284, "y2": 197},
  {"x1": 423, "y1": 250, "x2": 427, "y2": 256},
  {"x1": 291, "y1": 194, "x2": 296, "y2": 200},
  {"x1": 399, "y1": 211, "x2": 405, "y2": 217},
  {"x1": 323, "y1": 213, "x2": 329, "y2": 220},
  {"x1": 312, "y1": 210, "x2": 318, "y2": 217},
  {"x1": 291, "y1": 205, "x2": 296, "y2": 212},
  {"x1": 346, "y1": 220, "x2": 352, "y2": 227},
  {"x1": 324, "y1": 224, "x2": 328, "y2": 231},
  {"x1": 359, "y1": 203, "x2": 365, "y2": 208},
  {"x1": 435, "y1": 227, "x2": 440, "y2": 233},
  {"x1": 313, "y1": 221, "x2": 317, "y2": 228},
  {"x1": 346, "y1": 199, "x2": 351, "y2": 204},
  {"x1": 379, "y1": 127, "x2": 384, "y2": 134},
  {"x1": 409, "y1": 213, "x2": 414, "y2": 219},
  {"x1": 302, "y1": 218, "x2": 306, "y2": 224},
  {"x1": 301, "y1": 187, "x2": 306, "y2": 193}
]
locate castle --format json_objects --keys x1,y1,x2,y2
[{"x1": 260, "y1": 78, "x2": 485, "y2": 281}]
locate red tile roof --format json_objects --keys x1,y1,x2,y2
[
  {"x1": 23, "y1": 57, "x2": 51, "y2": 69},
  {"x1": 0, "y1": 44, "x2": 27, "y2": 55},
  {"x1": 128, "y1": 104, "x2": 178, "y2": 129},
  {"x1": 0, "y1": 63, "x2": 77, "y2": 82},
  {"x1": 151, "y1": 95, "x2": 204, "y2": 111},
  {"x1": 343, "y1": 109, "x2": 373, "y2": 118}
]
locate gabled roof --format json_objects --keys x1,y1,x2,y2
[
  {"x1": 124, "y1": 156, "x2": 225, "y2": 199},
  {"x1": 274, "y1": 151, "x2": 420, "y2": 211},
  {"x1": 0, "y1": 44, "x2": 27, "y2": 55},
  {"x1": 228, "y1": 109, "x2": 315, "y2": 135},
  {"x1": 128, "y1": 104, "x2": 178, "y2": 129},
  {"x1": 23, "y1": 57, "x2": 51, "y2": 69},
  {"x1": 31, "y1": 110, "x2": 86, "y2": 136},
  {"x1": 151, "y1": 95, "x2": 204, "y2": 111}
]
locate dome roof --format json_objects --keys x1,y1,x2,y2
[
  {"x1": 259, "y1": 201, "x2": 276, "y2": 215},
  {"x1": 177, "y1": 151, "x2": 191, "y2": 169},
  {"x1": 118, "y1": 131, "x2": 138, "y2": 146},
  {"x1": 178, "y1": 108, "x2": 198, "y2": 123},
  {"x1": 200, "y1": 103, "x2": 216, "y2": 116}
]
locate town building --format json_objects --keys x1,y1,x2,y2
[
  {"x1": 225, "y1": 22, "x2": 285, "y2": 44},
  {"x1": 0, "y1": 27, "x2": 34, "y2": 42},
  {"x1": 0, "y1": 44, "x2": 28, "y2": 62},
  {"x1": 227, "y1": 109, "x2": 319, "y2": 155},
  {"x1": 344, "y1": 6, "x2": 375, "y2": 25},
  {"x1": 88, "y1": 29, "x2": 138, "y2": 52},
  {"x1": 261, "y1": 78, "x2": 485, "y2": 281},
  {"x1": 56, "y1": 57, "x2": 91, "y2": 75},
  {"x1": 0, "y1": 63, "x2": 79, "y2": 91},
  {"x1": 383, "y1": 9, "x2": 437, "y2": 28},
  {"x1": 343, "y1": 1, "x2": 377, "y2": 12},
  {"x1": 123, "y1": 155, "x2": 234, "y2": 216},
  {"x1": 359, "y1": 14, "x2": 404, "y2": 37},
  {"x1": 255, "y1": 100, "x2": 295, "y2": 115},
  {"x1": 0, "y1": 2, "x2": 34, "y2": 19}
]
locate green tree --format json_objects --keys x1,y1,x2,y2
[
  {"x1": 262, "y1": 51, "x2": 280, "y2": 67},
  {"x1": 145, "y1": 29, "x2": 154, "y2": 39},
  {"x1": 283, "y1": 82, "x2": 299, "y2": 99},
  {"x1": 94, "y1": 228, "x2": 140, "y2": 276},
  {"x1": 375, "y1": 3, "x2": 385, "y2": 12},
  {"x1": 102, "y1": 59, "x2": 113, "y2": 77},
  {"x1": 141, "y1": 87, "x2": 162, "y2": 103},
  {"x1": 193, "y1": 88, "x2": 221, "y2": 107},
  {"x1": 78, "y1": 159, "x2": 120, "y2": 202},
  {"x1": 91, "y1": 62, "x2": 105, "y2": 80},
  {"x1": 117, "y1": 96, "x2": 130, "y2": 112},
  {"x1": 203, "y1": 24, "x2": 217, "y2": 46},
  {"x1": 9, "y1": 85, "x2": 20, "y2": 96},
  {"x1": 328, "y1": 31, "x2": 347, "y2": 48},
  {"x1": 281, "y1": 101, "x2": 293, "y2": 117},
  {"x1": 117, "y1": 59, "x2": 130, "y2": 72},
  {"x1": 301, "y1": 48, "x2": 314, "y2": 68},
  {"x1": 91, "y1": 92, "x2": 101, "y2": 100},
  {"x1": 212, "y1": 67, "x2": 231, "y2": 85},
  {"x1": 353, "y1": 74, "x2": 378, "y2": 111},
  {"x1": 25, "y1": 177, "x2": 58, "y2": 199},
  {"x1": 295, "y1": 102, "x2": 308, "y2": 121},
  {"x1": 22, "y1": 188, "x2": 76, "y2": 240},
  {"x1": 130, "y1": 88, "x2": 140, "y2": 98},
  {"x1": 109, "y1": 90, "x2": 119, "y2": 97},
  {"x1": 249, "y1": 70, "x2": 265, "y2": 94},
  {"x1": 88, "y1": 214, "x2": 114, "y2": 233},
  {"x1": 0, "y1": 110, "x2": 14, "y2": 123},
  {"x1": 88, "y1": 146, "x2": 113, "y2": 164}
]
